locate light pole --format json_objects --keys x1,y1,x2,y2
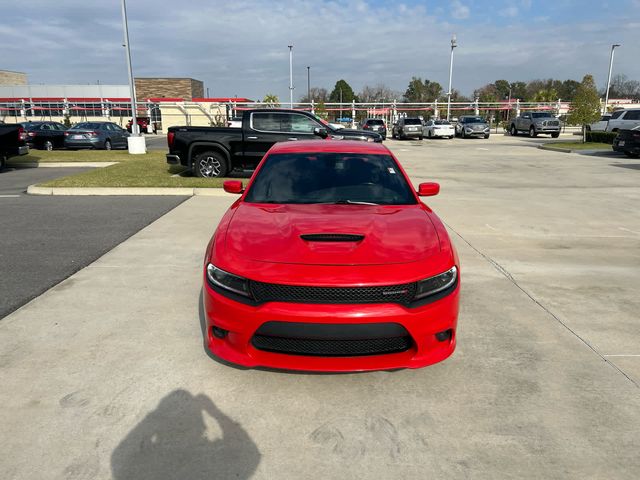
[
  {"x1": 446, "y1": 34, "x2": 457, "y2": 121},
  {"x1": 307, "y1": 66, "x2": 311, "y2": 104},
  {"x1": 120, "y1": 0, "x2": 145, "y2": 152},
  {"x1": 288, "y1": 45, "x2": 294, "y2": 108},
  {"x1": 603, "y1": 43, "x2": 621, "y2": 114}
]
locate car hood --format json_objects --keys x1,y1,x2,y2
[
  {"x1": 331, "y1": 129, "x2": 381, "y2": 141},
  {"x1": 225, "y1": 203, "x2": 440, "y2": 266}
]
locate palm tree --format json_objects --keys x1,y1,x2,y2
[{"x1": 262, "y1": 94, "x2": 280, "y2": 108}]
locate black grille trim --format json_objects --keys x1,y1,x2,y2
[
  {"x1": 300, "y1": 233, "x2": 365, "y2": 242},
  {"x1": 251, "y1": 335, "x2": 412, "y2": 357},
  {"x1": 250, "y1": 281, "x2": 417, "y2": 305}
]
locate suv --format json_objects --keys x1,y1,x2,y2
[
  {"x1": 392, "y1": 118, "x2": 423, "y2": 140},
  {"x1": 360, "y1": 118, "x2": 386, "y2": 140},
  {"x1": 456, "y1": 116, "x2": 490, "y2": 139},
  {"x1": 606, "y1": 108, "x2": 640, "y2": 133},
  {"x1": 510, "y1": 112, "x2": 560, "y2": 138}
]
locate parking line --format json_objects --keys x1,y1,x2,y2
[
  {"x1": 0, "y1": 195, "x2": 20, "y2": 198},
  {"x1": 604, "y1": 354, "x2": 640, "y2": 357}
]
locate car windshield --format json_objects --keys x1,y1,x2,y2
[
  {"x1": 244, "y1": 152, "x2": 417, "y2": 205},
  {"x1": 71, "y1": 123, "x2": 103, "y2": 130},
  {"x1": 367, "y1": 119, "x2": 384, "y2": 125},
  {"x1": 531, "y1": 113, "x2": 553, "y2": 118},
  {"x1": 434, "y1": 120, "x2": 450, "y2": 125},
  {"x1": 403, "y1": 119, "x2": 422, "y2": 125},
  {"x1": 463, "y1": 117, "x2": 485, "y2": 123}
]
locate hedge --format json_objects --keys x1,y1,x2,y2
[{"x1": 586, "y1": 131, "x2": 617, "y2": 144}]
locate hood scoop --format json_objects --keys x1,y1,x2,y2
[{"x1": 300, "y1": 233, "x2": 365, "y2": 242}]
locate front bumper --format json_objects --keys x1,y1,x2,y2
[
  {"x1": 463, "y1": 129, "x2": 490, "y2": 137},
  {"x1": 202, "y1": 278, "x2": 460, "y2": 372}
]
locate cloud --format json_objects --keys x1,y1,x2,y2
[
  {"x1": 451, "y1": 0, "x2": 470, "y2": 19},
  {"x1": 501, "y1": 6, "x2": 519, "y2": 17}
]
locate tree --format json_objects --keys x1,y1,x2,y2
[
  {"x1": 493, "y1": 80, "x2": 511, "y2": 99},
  {"x1": 559, "y1": 79, "x2": 581, "y2": 101},
  {"x1": 262, "y1": 94, "x2": 280, "y2": 107},
  {"x1": 299, "y1": 87, "x2": 328, "y2": 103},
  {"x1": 510, "y1": 81, "x2": 527, "y2": 100},
  {"x1": 402, "y1": 77, "x2": 443, "y2": 102},
  {"x1": 532, "y1": 88, "x2": 558, "y2": 102},
  {"x1": 329, "y1": 80, "x2": 356, "y2": 103},
  {"x1": 568, "y1": 74, "x2": 601, "y2": 142},
  {"x1": 358, "y1": 84, "x2": 398, "y2": 103},
  {"x1": 474, "y1": 83, "x2": 499, "y2": 102},
  {"x1": 607, "y1": 74, "x2": 640, "y2": 100},
  {"x1": 314, "y1": 100, "x2": 328, "y2": 120}
]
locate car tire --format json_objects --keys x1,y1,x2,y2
[
  {"x1": 510, "y1": 125, "x2": 517, "y2": 136},
  {"x1": 44, "y1": 140, "x2": 53, "y2": 151},
  {"x1": 418, "y1": 136, "x2": 423, "y2": 140},
  {"x1": 428, "y1": 130, "x2": 433, "y2": 139},
  {"x1": 484, "y1": 134, "x2": 490, "y2": 139},
  {"x1": 104, "y1": 140, "x2": 112, "y2": 150},
  {"x1": 391, "y1": 131, "x2": 396, "y2": 139},
  {"x1": 624, "y1": 151, "x2": 640, "y2": 158},
  {"x1": 461, "y1": 129, "x2": 466, "y2": 139},
  {"x1": 551, "y1": 132, "x2": 560, "y2": 138},
  {"x1": 529, "y1": 126, "x2": 537, "y2": 138},
  {"x1": 449, "y1": 136, "x2": 454, "y2": 139},
  {"x1": 0, "y1": 154, "x2": 6, "y2": 172},
  {"x1": 195, "y1": 150, "x2": 229, "y2": 178}
]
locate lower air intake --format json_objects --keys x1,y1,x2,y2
[{"x1": 251, "y1": 335, "x2": 412, "y2": 357}]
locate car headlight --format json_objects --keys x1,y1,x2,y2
[
  {"x1": 535, "y1": 122, "x2": 543, "y2": 127},
  {"x1": 206, "y1": 264, "x2": 251, "y2": 297},
  {"x1": 414, "y1": 266, "x2": 457, "y2": 300},
  {"x1": 367, "y1": 136, "x2": 375, "y2": 142}
]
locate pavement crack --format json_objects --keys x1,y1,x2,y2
[{"x1": 446, "y1": 222, "x2": 640, "y2": 389}]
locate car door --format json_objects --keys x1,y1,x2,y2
[
  {"x1": 242, "y1": 112, "x2": 321, "y2": 167},
  {"x1": 621, "y1": 110, "x2": 640, "y2": 130}
]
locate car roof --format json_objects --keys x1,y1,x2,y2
[{"x1": 268, "y1": 140, "x2": 391, "y2": 155}]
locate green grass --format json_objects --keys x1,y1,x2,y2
[
  {"x1": 39, "y1": 156, "x2": 228, "y2": 188},
  {"x1": 545, "y1": 142, "x2": 612, "y2": 151},
  {"x1": 10, "y1": 149, "x2": 143, "y2": 163}
]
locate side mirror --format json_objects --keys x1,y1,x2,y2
[
  {"x1": 223, "y1": 180, "x2": 243, "y2": 194},
  {"x1": 418, "y1": 182, "x2": 440, "y2": 197},
  {"x1": 313, "y1": 127, "x2": 329, "y2": 139}
]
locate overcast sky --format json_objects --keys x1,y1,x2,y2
[{"x1": 1, "y1": 0, "x2": 638, "y2": 101}]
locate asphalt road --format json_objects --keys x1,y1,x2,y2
[{"x1": 0, "y1": 166, "x2": 187, "y2": 319}]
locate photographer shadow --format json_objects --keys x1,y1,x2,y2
[{"x1": 111, "y1": 389, "x2": 260, "y2": 480}]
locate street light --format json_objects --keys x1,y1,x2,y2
[
  {"x1": 120, "y1": 0, "x2": 145, "y2": 153},
  {"x1": 446, "y1": 33, "x2": 457, "y2": 121},
  {"x1": 603, "y1": 43, "x2": 621, "y2": 114},
  {"x1": 288, "y1": 45, "x2": 294, "y2": 108},
  {"x1": 307, "y1": 66, "x2": 311, "y2": 104}
]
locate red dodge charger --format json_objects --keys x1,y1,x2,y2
[{"x1": 202, "y1": 140, "x2": 460, "y2": 371}]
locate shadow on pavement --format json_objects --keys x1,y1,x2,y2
[
  {"x1": 111, "y1": 390, "x2": 261, "y2": 480},
  {"x1": 610, "y1": 163, "x2": 640, "y2": 170}
]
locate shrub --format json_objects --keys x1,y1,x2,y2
[{"x1": 586, "y1": 131, "x2": 617, "y2": 144}]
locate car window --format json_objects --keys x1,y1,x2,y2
[
  {"x1": 403, "y1": 119, "x2": 422, "y2": 125},
  {"x1": 71, "y1": 122, "x2": 102, "y2": 130},
  {"x1": 531, "y1": 113, "x2": 552, "y2": 119},
  {"x1": 245, "y1": 152, "x2": 417, "y2": 205},
  {"x1": 610, "y1": 110, "x2": 625, "y2": 119},
  {"x1": 367, "y1": 119, "x2": 384, "y2": 125},
  {"x1": 434, "y1": 120, "x2": 450, "y2": 125},
  {"x1": 40, "y1": 124, "x2": 52, "y2": 130},
  {"x1": 251, "y1": 112, "x2": 320, "y2": 133},
  {"x1": 53, "y1": 123, "x2": 66, "y2": 130},
  {"x1": 624, "y1": 110, "x2": 640, "y2": 120}
]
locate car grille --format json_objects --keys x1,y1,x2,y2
[
  {"x1": 544, "y1": 120, "x2": 560, "y2": 126},
  {"x1": 251, "y1": 334, "x2": 412, "y2": 356},
  {"x1": 250, "y1": 281, "x2": 417, "y2": 305}
]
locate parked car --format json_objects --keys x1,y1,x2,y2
[
  {"x1": 423, "y1": 119, "x2": 454, "y2": 139},
  {"x1": 64, "y1": 122, "x2": 129, "y2": 150},
  {"x1": 612, "y1": 126, "x2": 640, "y2": 158},
  {"x1": 360, "y1": 118, "x2": 387, "y2": 140},
  {"x1": 0, "y1": 123, "x2": 29, "y2": 171},
  {"x1": 391, "y1": 118, "x2": 423, "y2": 140},
  {"x1": 203, "y1": 139, "x2": 460, "y2": 371},
  {"x1": 328, "y1": 122, "x2": 346, "y2": 130},
  {"x1": 166, "y1": 109, "x2": 382, "y2": 178},
  {"x1": 606, "y1": 108, "x2": 640, "y2": 133},
  {"x1": 456, "y1": 116, "x2": 491, "y2": 139},
  {"x1": 587, "y1": 114, "x2": 611, "y2": 132},
  {"x1": 20, "y1": 121, "x2": 67, "y2": 150},
  {"x1": 509, "y1": 112, "x2": 560, "y2": 138}
]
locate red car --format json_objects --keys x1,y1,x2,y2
[{"x1": 203, "y1": 140, "x2": 460, "y2": 371}]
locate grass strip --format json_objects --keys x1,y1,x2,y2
[{"x1": 544, "y1": 142, "x2": 612, "y2": 151}]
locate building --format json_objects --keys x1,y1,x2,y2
[
  {"x1": 134, "y1": 77, "x2": 204, "y2": 101},
  {"x1": 0, "y1": 69, "x2": 27, "y2": 85}
]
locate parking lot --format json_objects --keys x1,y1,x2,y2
[{"x1": 1, "y1": 134, "x2": 639, "y2": 479}]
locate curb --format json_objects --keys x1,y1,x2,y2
[
  {"x1": 12, "y1": 162, "x2": 117, "y2": 168},
  {"x1": 27, "y1": 184, "x2": 234, "y2": 196}
]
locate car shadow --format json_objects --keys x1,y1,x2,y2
[
  {"x1": 197, "y1": 289, "x2": 402, "y2": 376},
  {"x1": 610, "y1": 163, "x2": 640, "y2": 170},
  {"x1": 110, "y1": 390, "x2": 261, "y2": 480}
]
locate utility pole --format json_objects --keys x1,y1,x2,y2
[
  {"x1": 288, "y1": 45, "x2": 294, "y2": 109},
  {"x1": 307, "y1": 66, "x2": 311, "y2": 104},
  {"x1": 446, "y1": 34, "x2": 457, "y2": 121},
  {"x1": 603, "y1": 44, "x2": 621, "y2": 114}
]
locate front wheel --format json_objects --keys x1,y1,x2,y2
[
  {"x1": 510, "y1": 125, "x2": 517, "y2": 136},
  {"x1": 44, "y1": 140, "x2": 53, "y2": 151},
  {"x1": 418, "y1": 136, "x2": 423, "y2": 140},
  {"x1": 484, "y1": 134, "x2": 490, "y2": 139},
  {"x1": 104, "y1": 140, "x2": 112, "y2": 150},
  {"x1": 195, "y1": 151, "x2": 229, "y2": 178},
  {"x1": 461, "y1": 129, "x2": 466, "y2": 139},
  {"x1": 529, "y1": 126, "x2": 537, "y2": 138},
  {"x1": 551, "y1": 132, "x2": 560, "y2": 138}
]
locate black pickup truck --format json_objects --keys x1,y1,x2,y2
[
  {"x1": 166, "y1": 109, "x2": 382, "y2": 177},
  {"x1": 0, "y1": 123, "x2": 29, "y2": 171}
]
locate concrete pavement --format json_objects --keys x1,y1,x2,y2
[{"x1": 1, "y1": 135, "x2": 639, "y2": 479}]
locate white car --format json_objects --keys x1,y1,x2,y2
[
  {"x1": 328, "y1": 122, "x2": 346, "y2": 130},
  {"x1": 587, "y1": 114, "x2": 611, "y2": 132},
  {"x1": 423, "y1": 119, "x2": 455, "y2": 139},
  {"x1": 606, "y1": 108, "x2": 640, "y2": 132}
]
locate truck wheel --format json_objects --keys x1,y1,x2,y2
[
  {"x1": 529, "y1": 126, "x2": 537, "y2": 138},
  {"x1": 510, "y1": 125, "x2": 517, "y2": 136},
  {"x1": 0, "y1": 154, "x2": 6, "y2": 171},
  {"x1": 195, "y1": 151, "x2": 228, "y2": 178},
  {"x1": 551, "y1": 132, "x2": 560, "y2": 138}
]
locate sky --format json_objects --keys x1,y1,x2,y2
[{"x1": 1, "y1": 0, "x2": 638, "y2": 101}]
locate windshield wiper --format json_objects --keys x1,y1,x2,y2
[{"x1": 318, "y1": 200, "x2": 380, "y2": 206}]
